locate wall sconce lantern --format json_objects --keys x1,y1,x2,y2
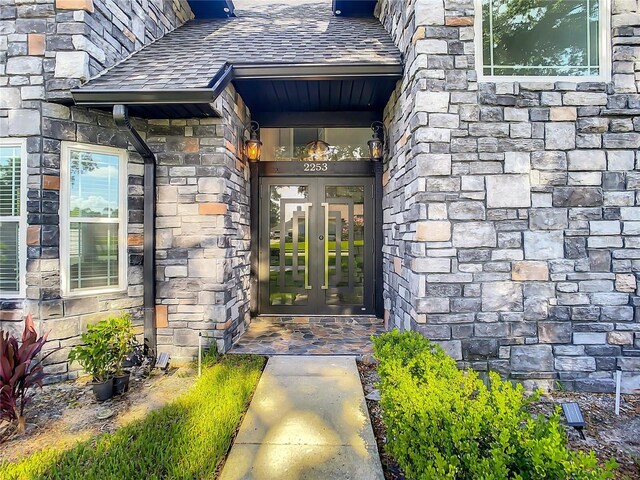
[
  {"x1": 244, "y1": 121, "x2": 262, "y2": 162},
  {"x1": 368, "y1": 121, "x2": 385, "y2": 161}
]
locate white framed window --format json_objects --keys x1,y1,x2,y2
[
  {"x1": 0, "y1": 139, "x2": 27, "y2": 298},
  {"x1": 60, "y1": 143, "x2": 128, "y2": 297},
  {"x1": 475, "y1": 0, "x2": 611, "y2": 82}
]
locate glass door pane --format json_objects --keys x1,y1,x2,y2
[
  {"x1": 268, "y1": 184, "x2": 311, "y2": 306},
  {"x1": 322, "y1": 185, "x2": 366, "y2": 306}
]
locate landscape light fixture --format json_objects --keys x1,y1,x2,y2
[
  {"x1": 243, "y1": 121, "x2": 262, "y2": 162},
  {"x1": 561, "y1": 402, "x2": 586, "y2": 440},
  {"x1": 368, "y1": 121, "x2": 385, "y2": 161}
]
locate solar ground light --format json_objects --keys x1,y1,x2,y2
[{"x1": 561, "y1": 402, "x2": 586, "y2": 440}]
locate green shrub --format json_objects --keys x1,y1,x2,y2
[
  {"x1": 373, "y1": 330, "x2": 616, "y2": 480},
  {"x1": 68, "y1": 318, "x2": 118, "y2": 382},
  {"x1": 1, "y1": 355, "x2": 265, "y2": 479},
  {"x1": 68, "y1": 314, "x2": 136, "y2": 380},
  {"x1": 108, "y1": 314, "x2": 136, "y2": 375}
]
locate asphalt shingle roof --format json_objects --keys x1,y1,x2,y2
[{"x1": 81, "y1": 0, "x2": 401, "y2": 91}]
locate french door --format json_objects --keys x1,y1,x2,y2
[{"x1": 259, "y1": 177, "x2": 375, "y2": 315}]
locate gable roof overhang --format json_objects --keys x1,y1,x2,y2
[
  {"x1": 71, "y1": 62, "x2": 402, "y2": 120},
  {"x1": 70, "y1": 0, "x2": 403, "y2": 120},
  {"x1": 232, "y1": 63, "x2": 401, "y2": 126}
]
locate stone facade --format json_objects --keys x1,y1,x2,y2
[
  {"x1": 379, "y1": 0, "x2": 640, "y2": 392},
  {"x1": 152, "y1": 88, "x2": 251, "y2": 358},
  {"x1": 1, "y1": 0, "x2": 249, "y2": 378}
]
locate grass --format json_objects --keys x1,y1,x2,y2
[{"x1": 0, "y1": 355, "x2": 265, "y2": 480}]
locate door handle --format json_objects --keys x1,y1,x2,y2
[
  {"x1": 321, "y1": 202, "x2": 329, "y2": 290},
  {"x1": 303, "y1": 202, "x2": 312, "y2": 290}
]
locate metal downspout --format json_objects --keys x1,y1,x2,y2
[{"x1": 113, "y1": 104, "x2": 157, "y2": 361}]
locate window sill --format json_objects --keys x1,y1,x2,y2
[
  {"x1": 63, "y1": 286, "x2": 128, "y2": 299},
  {"x1": 0, "y1": 295, "x2": 25, "y2": 302},
  {"x1": 477, "y1": 75, "x2": 610, "y2": 85}
]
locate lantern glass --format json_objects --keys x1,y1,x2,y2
[
  {"x1": 368, "y1": 138, "x2": 383, "y2": 161},
  {"x1": 245, "y1": 138, "x2": 262, "y2": 162}
]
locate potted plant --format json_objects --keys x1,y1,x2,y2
[
  {"x1": 110, "y1": 314, "x2": 135, "y2": 395},
  {"x1": 68, "y1": 320, "x2": 118, "y2": 402}
]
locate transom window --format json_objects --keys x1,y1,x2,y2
[
  {"x1": 0, "y1": 139, "x2": 27, "y2": 297},
  {"x1": 478, "y1": 0, "x2": 609, "y2": 79},
  {"x1": 61, "y1": 143, "x2": 127, "y2": 296},
  {"x1": 260, "y1": 128, "x2": 371, "y2": 161}
]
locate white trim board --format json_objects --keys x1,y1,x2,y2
[
  {"x1": 0, "y1": 138, "x2": 28, "y2": 299},
  {"x1": 60, "y1": 142, "x2": 129, "y2": 298},
  {"x1": 473, "y1": 0, "x2": 612, "y2": 84}
]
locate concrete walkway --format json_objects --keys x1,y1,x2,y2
[{"x1": 220, "y1": 356, "x2": 384, "y2": 480}]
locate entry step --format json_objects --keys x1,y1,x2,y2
[
  {"x1": 253, "y1": 315, "x2": 382, "y2": 325},
  {"x1": 230, "y1": 316, "x2": 385, "y2": 356}
]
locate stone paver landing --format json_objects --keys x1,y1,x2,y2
[
  {"x1": 220, "y1": 356, "x2": 384, "y2": 480},
  {"x1": 229, "y1": 316, "x2": 385, "y2": 356}
]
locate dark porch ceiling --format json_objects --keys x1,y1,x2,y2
[{"x1": 234, "y1": 77, "x2": 398, "y2": 117}]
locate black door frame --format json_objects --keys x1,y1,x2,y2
[{"x1": 250, "y1": 161, "x2": 383, "y2": 318}]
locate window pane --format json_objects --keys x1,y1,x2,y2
[
  {"x1": 0, "y1": 221, "x2": 19, "y2": 293},
  {"x1": 70, "y1": 150, "x2": 120, "y2": 218},
  {"x1": 0, "y1": 146, "x2": 21, "y2": 217},
  {"x1": 69, "y1": 222, "x2": 119, "y2": 290},
  {"x1": 483, "y1": 0, "x2": 600, "y2": 77},
  {"x1": 261, "y1": 128, "x2": 371, "y2": 161}
]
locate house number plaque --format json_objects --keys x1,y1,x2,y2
[{"x1": 303, "y1": 162, "x2": 328, "y2": 172}]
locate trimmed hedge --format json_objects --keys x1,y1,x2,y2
[{"x1": 373, "y1": 331, "x2": 616, "y2": 480}]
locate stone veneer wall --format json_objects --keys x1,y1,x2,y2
[
  {"x1": 153, "y1": 87, "x2": 252, "y2": 357},
  {"x1": 378, "y1": 0, "x2": 640, "y2": 392},
  {"x1": 1, "y1": 0, "x2": 252, "y2": 376},
  {"x1": 2, "y1": 0, "x2": 190, "y2": 380}
]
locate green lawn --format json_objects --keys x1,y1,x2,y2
[{"x1": 0, "y1": 355, "x2": 265, "y2": 480}]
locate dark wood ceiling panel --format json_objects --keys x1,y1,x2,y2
[{"x1": 234, "y1": 77, "x2": 399, "y2": 114}]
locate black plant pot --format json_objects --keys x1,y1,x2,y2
[
  {"x1": 113, "y1": 372, "x2": 130, "y2": 395},
  {"x1": 122, "y1": 345, "x2": 144, "y2": 368},
  {"x1": 92, "y1": 378, "x2": 114, "y2": 402}
]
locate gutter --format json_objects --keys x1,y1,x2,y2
[
  {"x1": 72, "y1": 64, "x2": 235, "y2": 111},
  {"x1": 70, "y1": 62, "x2": 403, "y2": 111},
  {"x1": 232, "y1": 63, "x2": 403, "y2": 80},
  {"x1": 113, "y1": 104, "x2": 157, "y2": 362}
]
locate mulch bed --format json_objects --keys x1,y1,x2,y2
[
  {"x1": 530, "y1": 391, "x2": 640, "y2": 479},
  {"x1": 358, "y1": 360, "x2": 407, "y2": 480},
  {"x1": 357, "y1": 360, "x2": 639, "y2": 480},
  {"x1": 0, "y1": 364, "x2": 196, "y2": 462}
]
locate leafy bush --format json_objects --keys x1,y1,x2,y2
[
  {"x1": 0, "y1": 314, "x2": 51, "y2": 433},
  {"x1": 0, "y1": 354, "x2": 265, "y2": 479},
  {"x1": 68, "y1": 314, "x2": 137, "y2": 381},
  {"x1": 108, "y1": 314, "x2": 135, "y2": 375},
  {"x1": 373, "y1": 330, "x2": 617, "y2": 480},
  {"x1": 68, "y1": 318, "x2": 118, "y2": 382}
]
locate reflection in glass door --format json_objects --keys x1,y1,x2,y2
[
  {"x1": 267, "y1": 184, "x2": 311, "y2": 307},
  {"x1": 322, "y1": 185, "x2": 366, "y2": 307},
  {"x1": 259, "y1": 177, "x2": 374, "y2": 315}
]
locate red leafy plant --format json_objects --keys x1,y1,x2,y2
[{"x1": 0, "y1": 314, "x2": 51, "y2": 435}]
